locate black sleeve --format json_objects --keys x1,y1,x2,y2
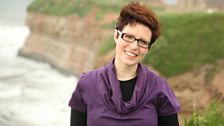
[
  {"x1": 70, "y1": 108, "x2": 87, "y2": 126},
  {"x1": 158, "y1": 113, "x2": 179, "y2": 126}
]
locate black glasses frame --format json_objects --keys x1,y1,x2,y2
[{"x1": 116, "y1": 29, "x2": 151, "y2": 49}]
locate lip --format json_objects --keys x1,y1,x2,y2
[{"x1": 124, "y1": 50, "x2": 138, "y2": 57}]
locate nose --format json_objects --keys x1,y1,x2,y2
[{"x1": 129, "y1": 40, "x2": 139, "y2": 49}]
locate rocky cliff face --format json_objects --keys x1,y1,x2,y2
[{"x1": 19, "y1": 12, "x2": 106, "y2": 76}]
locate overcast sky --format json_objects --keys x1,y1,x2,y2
[{"x1": 164, "y1": 0, "x2": 177, "y2": 5}]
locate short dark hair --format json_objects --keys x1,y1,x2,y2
[{"x1": 116, "y1": 2, "x2": 161, "y2": 45}]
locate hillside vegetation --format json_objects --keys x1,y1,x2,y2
[
  {"x1": 147, "y1": 12, "x2": 224, "y2": 77},
  {"x1": 185, "y1": 100, "x2": 224, "y2": 126},
  {"x1": 28, "y1": 0, "x2": 163, "y2": 18},
  {"x1": 28, "y1": 0, "x2": 124, "y2": 17}
]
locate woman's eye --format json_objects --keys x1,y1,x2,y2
[
  {"x1": 125, "y1": 34, "x2": 134, "y2": 39},
  {"x1": 139, "y1": 40, "x2": 148, "y2": 45}
]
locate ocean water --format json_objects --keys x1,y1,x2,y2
[{"x1": 0, "y1": 0, "x2": 77, "y2": 126}]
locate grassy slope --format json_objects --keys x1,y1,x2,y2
[
  {"x1": 27, "y1": 0, "x2": 163, "y2": 18},
  {"x1": 27, "y1": 0, "x2": 129, "y2": 17},
  {"x1": 146, "y1": 12, "x2": 224, "y2": 77}
]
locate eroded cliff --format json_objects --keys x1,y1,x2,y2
[{"x1": 19, "y1": 12, "x2": 107, "y2": 76}]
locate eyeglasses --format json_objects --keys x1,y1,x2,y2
[{"x1": 116, "y1": 29, "x2": 151, "y2": 49}]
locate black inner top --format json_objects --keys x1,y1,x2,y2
[{"x1": 119, "y1": 76, "x2": 137, "y2": 102}]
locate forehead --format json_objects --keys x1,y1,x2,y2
[{"x1": 122, "y1": 23, "x2": 152, "y2": 40}]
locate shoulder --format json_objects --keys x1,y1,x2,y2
[
  {"x1": 78, "y1": 65, "x2": 107, "y2": 86},
  {"x1": 141, "y1": 66, "x2": 181, "y2": 114},
  {"x1": 142, "y1": 65, "x2": 165, "y2": 84},
  {"x1": 141, "y1": 65, "x2": 174, "y2": 95}
]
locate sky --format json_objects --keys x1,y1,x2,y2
[
  {"x1": 0, "y1": 0, "x2": 33, "y2": 25},
  {"x1": 164, "y1": 0, "x2": 177, "y2": 5}
]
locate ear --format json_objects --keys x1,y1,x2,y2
[{"x1": 114, "y1": 29, "x2": 119, "y2": 44}]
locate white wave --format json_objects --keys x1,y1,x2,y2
[{"x1": 0, "y1": 24, "x2": 77, "y2": 126}]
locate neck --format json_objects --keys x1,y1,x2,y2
[{"x1": 114, "y1": 59, "x2": 138, "y2": 81}]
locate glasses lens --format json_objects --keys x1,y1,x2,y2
[
  {"x1": 123, "y1": 33, "x2": 135, "y2": 42},
  {"x1": 138, "y1": 40, "x2": 149, "y2": 48}
]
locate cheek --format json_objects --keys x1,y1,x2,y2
[
  {"x1": 140, "y1": 50, "x2": 148, "y2": 58},
  {"x1": 116, "y1": 39, "x2": 127, "y2": 49},
  {"x1": 115, "y1": 41, "x2": 123, "y2": 53}
]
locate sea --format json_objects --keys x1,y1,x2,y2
[{"x1": 0, "y1": 0, "x2": 77, "y2": 126}]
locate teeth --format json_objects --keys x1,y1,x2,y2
[{"x1": 125, "y1": 51, "x2": 137, "y2": 57}]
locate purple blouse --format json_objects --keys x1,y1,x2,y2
[{"x1": 69, "y1": 60, "x2": 180, "y2": 126}]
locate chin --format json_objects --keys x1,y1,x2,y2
[{"x1": 122, "y1": 58, "x2": 140, "y2": 66}]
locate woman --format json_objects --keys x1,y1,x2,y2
[{"x1": 69, "y1": 2, "x2": 180, "y2": 126}]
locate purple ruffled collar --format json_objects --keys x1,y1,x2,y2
[{"x1": 103, "y1": 59, "x2": 149, "y2": 114}]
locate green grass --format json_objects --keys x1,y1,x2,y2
[
  {"x1": 28, "y1": 0, "x2": 129, "y2": 17},
  {"x1": 28, "y1": 0, "x2": 164, "y2": 18},
  {"x1": 143, "y1": 12, "x2": 224, "y2": 77},
  {"x1": 28, "y1": 0, "x2": 94, "y2": 17},
  {"x1": 185, "y1": 100, "x2": 224, "y2": 126}
]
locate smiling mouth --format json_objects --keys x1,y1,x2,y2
[{"x1": 124, "y1": 50, "x2": 138, "y2": 57}]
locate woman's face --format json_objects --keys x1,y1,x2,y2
[{"x1": 114, "y1": 23, "x2": 152, "y2": 66}]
